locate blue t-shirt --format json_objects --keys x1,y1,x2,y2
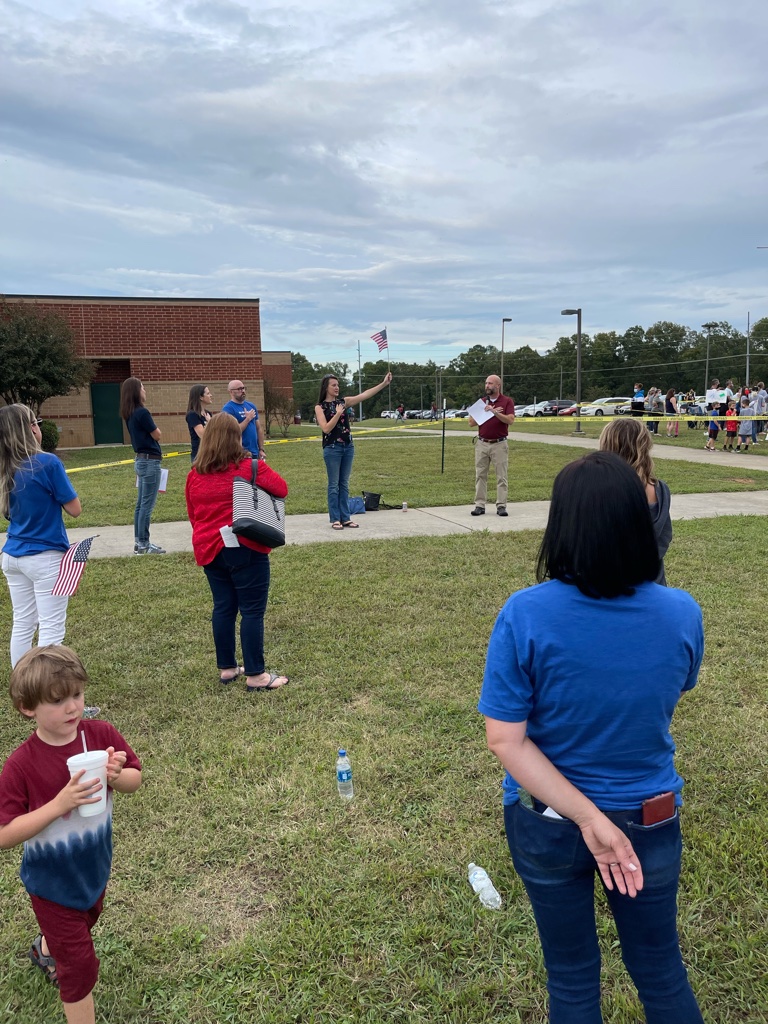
[
  {"x1": 126, "y1": 406, "x2": 161, "y2": 457},
  {"x1": 221, "y1": 399, "x2": 260, "y2": 455},
  {"x1": 478, "y1": 579, "x2": 703, "y2": 810},
  {"x1": 2, "y1": 453, "x2": 77, "y2": 557}
]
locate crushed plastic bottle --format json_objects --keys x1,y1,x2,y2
[
  {"x1": 336, "y1": 749, "x2": 354, "y2": 800},
  {"x1": 468, "y1": 863, "x2": 502, "y2": 910}
]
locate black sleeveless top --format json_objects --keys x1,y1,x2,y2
[{"x1": 320, "y1": 400, "x2": 352, "y2": 448}]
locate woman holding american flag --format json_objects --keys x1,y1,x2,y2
[
  {"x1": 315, "y1": 370, "x2": 392, "y2": 530},
  {"x1": 0, "y1": 405, "x2": 82, "y2": 667}
]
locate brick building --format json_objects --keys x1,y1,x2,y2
[{"x1": 3, "y1": 295, "x2": 292, "y2": 447}]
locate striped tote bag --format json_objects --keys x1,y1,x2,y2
[{"x1": 232, "y1": 462, "x2": 286, "y2": 548}]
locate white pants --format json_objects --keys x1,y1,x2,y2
[{"x1": 2, "y1": 550, "x2": 69, "y2": 667}]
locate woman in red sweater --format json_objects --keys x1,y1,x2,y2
[{"x1": 185, "y1": 414, "x2": 289, "y2": 691}]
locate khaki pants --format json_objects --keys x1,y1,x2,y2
[{"x1": 474, "y1": 438, "x2": 508, "y2": 508}]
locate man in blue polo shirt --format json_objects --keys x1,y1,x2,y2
[{"x1": 221, "y1": 379, "x2": 265, "y2": 458}]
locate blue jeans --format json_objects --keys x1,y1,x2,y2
[
  {"x1": 504, "y1": 801, "x2": 703, "y2": 1024},
  {"x1": 134, "y1": 458, "x2": 162, "y2": 546},
  {"x1": 202, "y1": 546, "x2": 270, "y2": 675},
  {"x1": 322, "y1": 442, "x2": 354, "y2": 523}
]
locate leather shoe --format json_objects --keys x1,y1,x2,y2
[
  {"x1": 471, "y1": 507, "x2": 485, "y2": 516},
  {"x1": 497, "y1": 508, "x2": 508, "y2": 517}
]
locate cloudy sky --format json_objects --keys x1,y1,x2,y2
[{"x1": 2, "y1": 0, "x2": 766, "y2": 366}]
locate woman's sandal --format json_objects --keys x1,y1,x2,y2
[
  {"x1": 331, "y1": 522, "x2": 343, "y2": 530},
  {"x1": 247, "y1": 673, "x2": 290, "y2": 692},
  {"x1": 219, "y1": 667, "x2": 245, "y2": 685},
  {"x1": 28, "y1": 934, "x2": 58, "y2": 988}
]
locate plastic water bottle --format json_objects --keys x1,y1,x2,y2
[
  {"x1": 468, "y1": 863, "x2": 502, "y2": 910},
  {"x1": 336, "y1": 749, "x2": 354, "y2": 800}
]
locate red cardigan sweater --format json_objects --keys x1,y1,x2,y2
[{"x1": 185, "y1": 459, "x2": 289, "y2": 566}]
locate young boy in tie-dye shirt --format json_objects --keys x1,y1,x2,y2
[{"x1": 0, "y1": 646, "x2": 141, "y2": 1024}]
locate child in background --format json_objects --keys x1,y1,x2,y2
[
  {"x1": 724, "y1": 401, "x2": 738, "y2": 451},
  {"x1": 736, "y1": 397, "x2": 753, "y2": 452},
  {"x1": 0, "y1": 646, "x2": 142, "y2": 1024},
  {"x1": 705, "y1": 406, "x2": 719, "y2": 451}
]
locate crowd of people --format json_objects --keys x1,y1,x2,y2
[
  {"x1": 0, "y1": 370, "x2": 711, "y2": 1023},
  {"x1": 630, "y1": 379, "x2": 768, "y2": 447}
]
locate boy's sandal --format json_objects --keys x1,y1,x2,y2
[{"x1": 28, "y1": 934, "x2": 58, "y2": 988}]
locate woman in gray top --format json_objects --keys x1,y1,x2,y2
[{"x1": 599, "y1": 417, "x2": 672, "y2": 585}]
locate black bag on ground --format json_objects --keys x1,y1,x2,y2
[
  {"x1": 361, "y1": 491, "x2": 399, "y2": 511},
  {"x1": 232, "y1": 462, "x2": 286, "y2": 548}
]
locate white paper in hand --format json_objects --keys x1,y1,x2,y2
[{"x1": 468, "y1": 398, "x2": 494, "y2": 424}]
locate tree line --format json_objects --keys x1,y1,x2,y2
[
  {"x1": 290, "y1": 319, "x2": 768, "y2": 418},
  {"x1": 3, "y1": 300, "x2": 766, "y2": 424}
]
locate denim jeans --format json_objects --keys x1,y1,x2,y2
[
  {"x1": 504, "y1": 801, "x2": 703, "y2": 1024},
  {"x1": 322, "y1": 442, "x2": 354, "y2": 523},
  {"x1": 134, "y1": 458, "x2": 162, "y2": 547},
  {"x1": 202, "y1": 546, "x2": 270, "y2": 675},
  {"x1": 2, "y1": 550, "x2": 69, "y2": 667}
]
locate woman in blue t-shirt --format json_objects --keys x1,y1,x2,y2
[
  {"x1": 0, "y1": 405, "x2": 82, "y2": 666},
  {"x1": 479, "y1": 452, "x2": 704, "y2": 1024},
  {"x1": 119, "y1": 377, "x2": 165, "y2": 555}
]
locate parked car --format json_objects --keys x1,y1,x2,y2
[
  {"x1": 380, "y1": 410, "x2": 395, "y2": 418},
  {"x1": 580, "y1": 396, "x2": 632, "y2": 416},
  {"x1": 405, "y1": 409, "x2": 421, "y2": 419},
  {"x1": 540, "y1": 398, "x2": 577, "y2": 416},
  {"x1": 558, "y1": 403, "x2": 578, "y2": 416},
  {"x1": 455, "y1": 409, "x2": 469, "y2": 418},
  {"x1": 444, "y1": 409, "x2": 460, "y2": 419},
  {"x1": 520, "y1": 401, "x2": 549, "y2": 417}
]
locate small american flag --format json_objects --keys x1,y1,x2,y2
[
  {"x1": 51, "y1": 537, "x2": 97, "y2": 597},
  {"x1": 371, "y1": 328, "x2": 388, "y2": 352}
]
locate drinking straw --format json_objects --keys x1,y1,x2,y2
[{"x1": 81, "y1": 730, "x2": 88, "y2": 754}]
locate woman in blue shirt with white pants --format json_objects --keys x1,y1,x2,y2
[
  {"x1": 479, "y1": 451, "x2": 704, "y2": 1023},
  {"x1": 0, "y1": 404, "x2": 82, "y2": 666}
]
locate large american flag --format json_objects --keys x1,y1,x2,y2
[
  {"x1": 51, "y1": 537, "x2": 97, "y2": 597},
  {"x1": 371, "y1": 328, "x2": 388, "y2": 352}
]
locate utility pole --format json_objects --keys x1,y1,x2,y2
[{"x1": 357, "y1": 340, "x2": 363, "y2": 421}]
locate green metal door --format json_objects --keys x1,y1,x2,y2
[{"x1": 91, "y1": 383, "x2": 123, "y2": 445}]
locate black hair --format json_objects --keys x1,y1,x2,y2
[
  {"x1": 536, "y1": 451, "x2": 660, "y2": 599},
  {"x1": 187, "y1": 384, "x2": 208, "y2": 415},
  {"x1": 317, "y1": 375, "x2": 338, "y2": 405}
]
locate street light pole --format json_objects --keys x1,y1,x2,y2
[
  {"x1": 702, "y1": 322, "x2": 717, "y2": 396},
  {"x1": 501, "y1": 318, "x2": 512, "y2": 393},
  {"x1": 561, "y1": 308, "x2": 583, "y2": 434}
]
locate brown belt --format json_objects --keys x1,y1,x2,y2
[{"x1": 479, "y1": 437, "x2": 507, "y2": 444}]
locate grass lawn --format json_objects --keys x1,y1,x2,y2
[
  {"x1": 3, "y1": 434, "x2": 766, "y2": 535},
  {"x1": 0, "y1": 520, "x2": 765, "y2": 1022}
]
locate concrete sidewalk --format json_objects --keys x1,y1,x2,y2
[
  {"x1": 401, "y1": 425, "x2": 768, "y2": 470},
  {"x1": 68, "y1": 489, "x2": 768, "y2": 559},
  {"x1": 56, "y1": 429, "x2": 768, "y2": 558}
]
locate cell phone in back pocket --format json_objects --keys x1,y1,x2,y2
[{"x1": 641, "y1": 791, "x2": 675, "y2": 825}]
